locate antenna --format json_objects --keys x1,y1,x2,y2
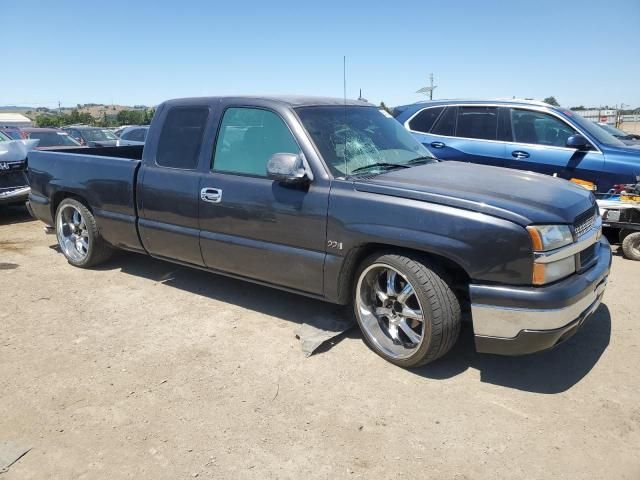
[
  {"x1": 343, "y1": 55, "x2": 348, "y2": 177},
  {"x1": 343, "y1": 56, "x2": 347, "y2": 104},
  {"x1": 416, "y1": 73, "x2": 437, "y2": 100}
]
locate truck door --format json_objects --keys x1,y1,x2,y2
[
  {"x1": 198, "y1": 105, "x2": 328, "y2": 295},
  {"x1": 137, "y1": 105, "x2": 211, "y2": 266},
  {"x1": 503, "y1": 108, "x2": 605, "y2": 186}
]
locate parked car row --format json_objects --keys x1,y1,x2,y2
[
  {"x1": 0, "y1": 124, "x2": 150, "y2": 206},
  {"x1": 26, "y1": 95, "x2": 611, "y2": 368}
]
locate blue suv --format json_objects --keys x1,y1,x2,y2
[{"x1": 393, "y1": 99, "x2": 640, "y2": 194}]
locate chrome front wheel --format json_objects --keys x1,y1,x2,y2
[
  {"x1": 353, "y1": 253, "x2": 462, "y2": 368},
  {"x1": 356, "y1": 263, "x2": 426, "y2": 360}
]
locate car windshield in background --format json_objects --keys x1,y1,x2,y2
[
  {"x1": 597, "y1": 123, "x2": 634, "y2": 139},
  {"x1": 30, "y1": 131, "x2": 81, "y2": 147},
  {"x1": 562, "y1": 110, "x2": 626, "y2": 148},
  {"x1": 2, "y1": 130, "x2": 23, "y2": 140},
  {"x1": 296, "y1": 106, "x2": 434, "y2": 177},
  {"x1": 82, "y1": 129, "x2": 117, "y2": 141}
]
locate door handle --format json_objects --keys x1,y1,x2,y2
[
  {"x1": 200, "y1": 187, "x2": 222, "y2": 203},
  {"x1": 430, "y1": 141, "x2": 446, "y2": 149},
  {"x1": 512, "y1": 150, "x2": 530, "y2": 159}
]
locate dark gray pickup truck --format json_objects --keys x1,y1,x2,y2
[{"x1": 27, "y1": 96, "x2": 611, "y2": 367}]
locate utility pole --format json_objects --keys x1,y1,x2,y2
[
  {"x1": 416, "y1": 73, "x2": 437, "y2": 100},
  {"x1": 58, "y1": 101, "x2": 61, "y2": 115},
  {"x1": 617, "y1": 103, "x2": 627, "y2": 128}
]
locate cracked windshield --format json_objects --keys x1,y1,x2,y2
[{"x1": 296, "y1": 106, "x2": 435, "y2": 177}]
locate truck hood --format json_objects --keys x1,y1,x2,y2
[{"x1": 353, "y1": 161, "x2": 595, "y2": 226}]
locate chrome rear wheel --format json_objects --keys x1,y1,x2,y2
[{"x1": 57, "y1": 204, "x2": 89, "y2": 262}]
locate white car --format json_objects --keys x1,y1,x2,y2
[{"x1": 117, "y1": 126, "x2": 149, "y2": 146}]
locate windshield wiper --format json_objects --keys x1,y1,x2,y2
[
  {"x1": 350, "y1": 162, "x2": 410, "y2": 175},
  {"x1": 407, "y1": 156, "x2": 438, "y2": 165}
]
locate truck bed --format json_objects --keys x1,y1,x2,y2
[
  {"x1": 46, "y1": 145, "x2": 144, "y2": 160},
  {"x1": 27, "y1": 146, "x2": 144, "y2": 252}
]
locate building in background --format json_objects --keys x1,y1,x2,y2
[
  {"x1": 572, "y1": 109, "x2": 618, "y2": 125},
  {"x1": 0, "y1": 113, "x2": 33, "y2": 128},
  {"x1": 572, "y1": 109, "x2": 640, "y2": 135}
]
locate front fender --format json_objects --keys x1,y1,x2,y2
[{"x1": 325, "y1": 183, "x2": 533, "y2": 302}]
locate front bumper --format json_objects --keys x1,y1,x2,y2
[
  {"x1": 471, "y1": 237, "x2": 612, "y2": 355},
  {"x1": 0, "y1": 186, "x2": 30, "y2": 205}
]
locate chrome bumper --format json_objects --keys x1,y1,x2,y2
[
  {"x1": 471, "y1": 237, "x2": 611, "y2": 355},
  {"x1": 472, "y1": 276, "x2": 607, "y2": 339},
  {"x1": 0, "y1": 186, "x2": 30, "y2": 202}
]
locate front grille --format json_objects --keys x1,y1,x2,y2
[
  {"x1": 574, "y1": 206, "x2": 597, "y2": 238},
  {"x1": 0, "y1": 171, "x2": 29, "y2": 190}
]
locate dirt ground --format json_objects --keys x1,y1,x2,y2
[{"x1": 1, "y1": 205, "x2": 639, "y2": 479}]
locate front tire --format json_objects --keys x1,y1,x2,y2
[
  {"x1": 55, "y1": 198, "x2": 113, "y2": 268},
  {"x1": 353, "y1": 253, "x2": 461, "y2": 368}
]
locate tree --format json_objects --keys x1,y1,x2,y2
[
  {"x1": 36, "y1": 115, "x2": 62, "y2": 127},
  {"x1": 142, "y1": 108, "x2": 155, "y2": 125},
  {"x1": 116, "y1": 109, "x2": 144, "y2": 125},
  {"x1": 543, "y1": 96, "x2": 560, "y2": 106}
]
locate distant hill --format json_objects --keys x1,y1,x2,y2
[
  {"x1": 0, "y1": 103, "x2": 150, "y2": 120},
  {"x1": 0, "y1": 106, "x2": 34, "y2": 111}
]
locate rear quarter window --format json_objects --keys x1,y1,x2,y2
[
  {"x1": 408, "y1": 107, "x2": 444, "y2": 133},
  {"x1": 156, "y1": 107, "x2": 209, "y2": 169},
  {"x1": 431, "y1": 106, "x2": 456, "y2": 136}
]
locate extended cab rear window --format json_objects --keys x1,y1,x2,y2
[{"x1": 156, "y1": 106, "x2": 209, "y2": 169}]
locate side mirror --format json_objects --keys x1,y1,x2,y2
[
  {"x1": 566, "y1": 134, "x2": 591, "y2": 151},
  {"x1": 267, "y1": 153, "x2": 312, "y2": 184}
]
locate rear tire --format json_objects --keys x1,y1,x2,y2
[
  {"x1": 55, "y1": 198, "x2": 113, "y2": 268},
  {"x1": 621, "y1": 231, "x2": 640, "y2": 261},
  {"x1": 353, "y1": 252, "x2": 461, "y2": 368}
]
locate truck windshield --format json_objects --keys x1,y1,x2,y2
[{"x1": 296, "y1": 106, "x2": 435, "y2": 178}]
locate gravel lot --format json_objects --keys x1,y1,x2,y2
[{"x1": 1, "y1": 205, "x2": 639, "y2": 479}]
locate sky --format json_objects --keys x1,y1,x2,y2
[{"x1": 2, "y1": 0, "x2": 639, "y2": 109}]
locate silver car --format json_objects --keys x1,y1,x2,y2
[{"x1": 117, "y1": 126, "x2": 149, "y2": 146}]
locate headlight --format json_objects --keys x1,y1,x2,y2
[
  {"x1": 526, "y1": 225, "x2": 573, "y2": 251},
  {"x1": 532, "y1": 256, "x2": 576, "y2": 285},
  {"x1": 527, "y1": 224, "x2": 575, "y2": 285}
]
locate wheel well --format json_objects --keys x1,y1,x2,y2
[
  {"x1": 338, "y1": 243, "x2": 471, "y2": 309},
  {"x1": 51, "y1": 192, "x2": 91, "y2": 217}
]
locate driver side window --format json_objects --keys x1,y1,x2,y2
[
  {"x1": 212, "y1": 107, "x2": 300, "y2": 176},
  {"x1": 510, "y1": 109, "x2": 576, "y2": 147}
]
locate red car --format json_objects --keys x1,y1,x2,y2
[{"x1": 21, "y1": 128, "x2": 82, "y2": 149}]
